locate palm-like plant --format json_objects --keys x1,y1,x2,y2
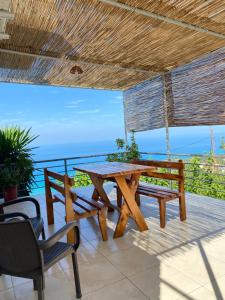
[{"x1": 0, "y1": 127, "x2": 38, "y2": 197}]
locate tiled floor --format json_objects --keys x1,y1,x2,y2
[{"x1": 1, "y1": 183, "x2": 225, "y2": 299}]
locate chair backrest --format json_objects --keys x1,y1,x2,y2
[
  {"x1": 131, "y1": 159, "x2": 185, "y2": 182},
  {"x1": 0, "y1": 220, "x2": 42, "y2": 275}
]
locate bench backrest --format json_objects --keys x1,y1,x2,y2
[
  {"x1": 131, "y1": 159, "x2": 185, "y2": 182},
  {"x1": 44, "y1": 169, "x2": 76, "y2": 221}
]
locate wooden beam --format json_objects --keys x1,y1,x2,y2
[
  {"x1": 162, "y1": 73, "x2": 171, "y2": 160},
  {"x1": 0, "y1": 47, "x2": 161, "y2": 74},
  {"x1": 99, "y1": 0, "x2": 225, "y2": 39}
]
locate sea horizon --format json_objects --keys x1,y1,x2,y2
[{"x1": 32, "y1": 133, "x2": 225, "y2": 161}]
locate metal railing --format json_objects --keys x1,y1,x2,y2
[
  {"x1": 25, "y1": 151, "x2": 225, "y2": 200},
  {"x1": 32, "y1": 152, "x2": 115, "y2": 194}
]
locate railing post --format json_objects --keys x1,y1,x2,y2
[{"x1": 64, "y1": 159, "x2": 68, "y2": 175}]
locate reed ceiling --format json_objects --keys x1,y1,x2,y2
[{"x1": 1, "y1": 0, "x2": 225, "y2": 89}]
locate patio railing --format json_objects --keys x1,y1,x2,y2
[{"x1": 28, "y1": 151, "x2": 225, "y2": 201}]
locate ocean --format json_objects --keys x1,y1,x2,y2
[
  {"x1": 33, "y1": 133, "x2": 224, "y2": 161},
  {"x1": 31, "y1": 132, "x2": 224, "y2": 195}
]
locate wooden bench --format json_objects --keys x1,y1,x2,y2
[
  {"x1": 116, "y1": 160, "x2": 186, "y2": 228},
  {"x1": 44, "y1": 169, "x2": 108, "y2": 243}
]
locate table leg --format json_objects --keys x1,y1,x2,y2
[
  {"x1": 114, "y1": 174, "x2": 148, "y2": 238},
  {"x1": 89, "y1": 175, "x2": 114, "y2": 212},
  {"x1": 92, "y1": 187, "x2": 99, "y2": 201}
]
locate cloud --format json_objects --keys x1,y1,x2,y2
[
  {"x1": 4, "y1": 111, "x2": 25, "y2": 117},
  {"x1": 0, "y1": 118, "x2": 24, "y2": 125},
  {"x1": 78, "y1": 109, "x2": 100, "y2": 114},
  {"x1": 65, "y1": 99, "x2": 85, "y2": 108},
  {"x1": 102, "y1": 113, "x2": 115, "y2": 118},
  {"x1": 110, "y1": 96, "x2": 123, "y2": 104}
]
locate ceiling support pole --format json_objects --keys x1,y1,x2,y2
[
  {"x1": 0, "y1": 48, "x2": 157, "y2": 74},
  {"x1": 122, "y1": 93, "x2": 128, "y2": 144},
  {"x1": 99, "y1": 0, "x2": 225, "y2": 39},
  {"x1": 162, "y1": 73, "x2": 171, "y2": 161}
]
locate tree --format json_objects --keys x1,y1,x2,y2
[{"x1": 107, "y1": 132, "x2": 141, "y2": 162}]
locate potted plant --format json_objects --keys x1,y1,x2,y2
[{"x1": 0, "y1": 127, "x2": 37, "y2": 201}]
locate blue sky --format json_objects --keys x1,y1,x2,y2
[
  {"x1": 0, "y1": 82, "x2": 225, "y2": 154},
  {"x1": 0, "y1": 83, "x2": 125, "y2": 145}
]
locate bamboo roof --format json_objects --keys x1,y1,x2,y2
[{"x1": 1, "y1": 0, "x2": 225, "y2": 90}]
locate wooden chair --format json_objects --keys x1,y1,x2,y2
[
  {"x1": 44, "y1": 169, "x2": 108, "y2": 243},
  {"x1": 116, "y1": 160, "x2": 186, "y2": 228}
]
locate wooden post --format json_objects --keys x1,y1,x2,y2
[
  {"x1": 123, "y1": 93, "x2": 128, "y2": 144},
  {"x1": 162, "y1": 73, "x2": 171, "y2": 161}
]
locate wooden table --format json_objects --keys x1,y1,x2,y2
[{"x1": 74, "y1": 162, "x2": 156, "y2": 238}]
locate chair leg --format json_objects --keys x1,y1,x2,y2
[
  {"x1": 97, "y1": 210, "x2": 108, "y2": 241},
  {"x1": 158, "y1": 200, "x2": 166, "y2": 228},
  {"x1": 36, "y1": 276, "x2": 44, "y2": 300},
  {"x1": 135, "y1": 193, "x2": 141, "y2": 207},
  {"x1": 33, "y1": 278, "x2": 37, "y2": 291},
  {"x1": 116, "y1": 187, "x2": 123, "y2": 208},
  {"x1": 41, "y1": 227, "x2": 46, "y2": 240},
  {"x1": 72, "y1": 252, "x2": 82, "y2": 299},
  {"x1": 179, "y1": 195, "x2": 186, "y2": 221}
]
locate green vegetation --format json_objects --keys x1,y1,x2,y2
[
  {"x1": 0, "y1": 127, "x2": 38, "y2": 196},
  {"x1": 107, "y1": 132, "x2": 141, "y2": 162},
  {"x1": 141, "y1": 155, "x2": 225, "y2": 200},
  {"x1": 73, "y1": 134, "x2": 225, "y2": 200},
  {"x1": 73, "y1": 171, "x2": 92, "y2": 188},
  {"x1": 221, "y1": 137, "x2": 225, "y2": 151}
]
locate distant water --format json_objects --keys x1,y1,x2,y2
[
  {"x1": 32, "y1": 134, "x2": 224, "y2": 161},
  {"x1": 31, "y1": 134, "x2": 224, "y2": 195}
]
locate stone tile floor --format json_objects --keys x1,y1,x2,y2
[{"x1": 1, "y1": 184, "x2": 225, "y2": 299}]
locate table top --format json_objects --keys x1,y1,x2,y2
[{"x1": 73, "y1": 161, "x2": 156, "y2": 178}]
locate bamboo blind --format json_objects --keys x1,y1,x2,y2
[{"x1": 124, "y1": 47, "x2": 225, "y2": 131}]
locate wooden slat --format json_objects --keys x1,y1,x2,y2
[
  {"x1": 132, "y1": 159, "x2": 183, "y2": 170},
  {"x1": 137, "y1": 188, "x2": 174, "y2": 200},
  {"x1": 138, "y1": 185, "x2": 179, "y2": 196},
  {"x1": 76, "y1": 192, "x2": 105, "y2": 210},
  {"x1": 53, "y1": 193, "x2": 66, "y2": 204},
  {"x1": 45, "y1": 169, "x2": 65, "y2": 182},
  {"x1": 142, "y1": 172, "x2": 182, "y2": 181},
  {"x1": 137, "y1": 186, "x2": 178, "y2": 200},
  {"x1": 73, "y1": 200, "x2": 97, "y2": 213},
  {"x1": 49, "y1": 181, "x2": 65, "y2": 194}
]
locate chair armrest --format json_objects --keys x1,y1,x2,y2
[
  {"x1": 0, "y1": 197, "x2": 41, "y2": 218},
  {"x1": 39, "y1": 222, "x2": 80, "y2": 251},
  {"x1": 0, "y1": 212, "x2": 29, "y2": 222}
]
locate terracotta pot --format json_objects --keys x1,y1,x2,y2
[{"x1": 4, "y1": 186, "x2": 18, "y2": 202}]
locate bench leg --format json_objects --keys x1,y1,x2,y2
[
  {"x1": 179, "y1": 194, "x2": 186, "y2": 221},
  {"x1": 98, "y1": 210, "x2": 108, "y2": 241},
  {"x1": 46, "y1": 199, "x2": 54, "y2": 225},
  {"x1": 135, "y1": 193, "x2": 141, "y2": 207},
  {"x1": 158, "y1": 200, "x2": 166, "y2": 228},
  {"x1": 116, "y1": 187, "x2": 123, "y2": 208}
]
